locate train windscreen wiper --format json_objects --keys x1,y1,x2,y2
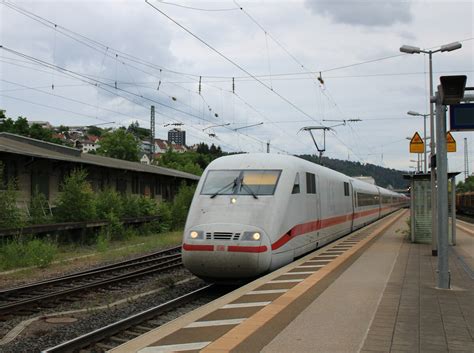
[
  {"x1": 240, "y1": 179, "x2": 259, "y2": 199},
  {"x1": 210, "y1": 178, "x2": 238, "y2": 198}
]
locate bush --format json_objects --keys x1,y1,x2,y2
[
  {"x1": 137, "y1": 196, "x2": 158, "y2": 217},
  {"x1": 30, "y1": 187, "x2": 52, "y2": 225},
  {"x1": 158, "y1": 201, "x2": 172, "y2": 232},
  {"x1": 171, "y1": 183, "x2": 196, "y2": 229},
  {"x1": 0, "y1": 163, "x2": 25, "y2": 229},
  {"x1": 0, "y1": 238, "x2": 58, "y2": 270},
  {"x1": 121, "y1": 195, "x2": 141, "y2": 218},
  {"x1": 96, "y1": 188, "x2": 123, "y2": 219},
  {"x1": 96, "y1": 230, "x2": 109, "y2": 252},
  {"x1": 54, "y1": 169, "x2": 96, "y2": 222},
  {"x1": 105, "y1": 213, "x2": 125, "y2": 240}
]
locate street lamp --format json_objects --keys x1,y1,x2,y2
[
  {"x1": 407, "y1": 111, "x2": 429, "y2": 173},
  {"x1": 400, "y1": 41, "x2": 462, "y2": 255}
]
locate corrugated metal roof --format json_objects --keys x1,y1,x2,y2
[{"x1": 0, "y1": 133, "x2": 200, "y2": 181}]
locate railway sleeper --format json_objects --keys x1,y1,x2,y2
[
  {"x1": 124, "y1": 330, "x2": 144, "y2": 337},
  {"x1": 109, "y1": 336, "x2": 129, "y2": 343},
  {"x1": 95, "y1": 342, "x2": 115, "y2": 350},
  {"x1": 135, "y1": 325, "x2": 155, "y2": 331}
]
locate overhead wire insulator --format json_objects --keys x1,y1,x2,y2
[
  {"x1": 232, "y1": 77, "x2": 235, "y2": 94},
  {"x1": 317, "y1": 72, "x2": 325, "y2": 85},
  {"x1": 199, "y1": 76, "x2": 202, "y2": 95}
]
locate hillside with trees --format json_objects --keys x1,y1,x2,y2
[{"x1": 298, "y1": 155, "x2": 408, "y2": 189}]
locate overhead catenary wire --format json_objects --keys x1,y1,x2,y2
[
  {"x1": 0, "y1": 46, "x2": 287, "y2": 154},
  {"x1": 3, "y1": 1, "x2": 472, "y2": 82},
  {"x1": 145, "y1": 0, "x2": 324, "y2": 126},
  {"x1": 0, "y1": 78, "x2": 146, "y2": 122},
  {"x1": 157, "y1": 0, "x2": 239, "y2": 12}
]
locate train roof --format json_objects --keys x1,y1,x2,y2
[{"x1": 206, "y1": 153, "x2": 404, "y2": 197}]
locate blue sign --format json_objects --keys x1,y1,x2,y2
[{"x1": 450, "y1": 103, "x2": 474, "y2": 131}]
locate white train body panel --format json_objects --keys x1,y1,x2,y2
[{"x1": 182, "y1": 153, "x2": 407, "y2": 281}]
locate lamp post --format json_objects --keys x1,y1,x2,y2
[
  {"x1": 400, "y1": 41, "x2": 462, "y2": 255},
  {"x1": 408, "y1": 111, "x2": 429, "y2": 173}
]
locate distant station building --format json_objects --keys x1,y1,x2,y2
[
  {"x1": 168, "y1": 128, "x2": 186, "y2": 146},
  {"x1": 0, "y1": 133, "x2": 199, "y2": 209}
]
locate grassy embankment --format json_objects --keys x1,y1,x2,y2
[{"x1": 0, "y1": 230, "x2": 183, "y2": 284}]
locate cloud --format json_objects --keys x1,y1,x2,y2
[{"x1": 305, "y1": 0, "x2": 413, "y2": 27}]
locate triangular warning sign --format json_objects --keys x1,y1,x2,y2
[
  {"x1": 409, "y1": 132, "x2": 424, "y2": 153},
  {"x1": 447, "y1": 131, "x2": 456, "y2": 152},
  {"x1": 446, "y1": 132, "x2": 455, "y2": 143},
  {"x1": 411, "y1": 132, "x2": 423, "y2": 144}
]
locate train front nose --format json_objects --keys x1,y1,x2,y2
[{"x1": 181, "y1": 225, "x2": 272, "y2": 281}]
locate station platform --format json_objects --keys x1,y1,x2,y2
[{"x1": 111, "y1": 210, "x2": 473, "y2": 353}]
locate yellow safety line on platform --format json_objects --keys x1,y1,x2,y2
[{"x1": 201, "y1": 209, "x2": 408, "y2": 353}]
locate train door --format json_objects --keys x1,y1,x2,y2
[{"x1": 349, "y1": 180, "x2": 355, "y2": 232}]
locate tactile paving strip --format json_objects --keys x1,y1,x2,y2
[{"x1": 112, "y1": 210, "x2": 407, "y2": 353}]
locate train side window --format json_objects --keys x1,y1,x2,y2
[
  {"x1": 306, "y1": 172, "x2": 316, "y2": 194},
  {"x1": 344, "y1": 182, "x2": 350, "y2": 196},
  {"x1": 292, "y1": 173, "x2": 300, "y2": 194}
]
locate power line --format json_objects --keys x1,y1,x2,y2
[
  {"x1": 6, "y1": 1, "x2": 468, "y2": 83},
  {"x1": 0, "y1": 79, "x2": 146, "y2": 122},
  {"x1": 145, "y1": 0, "x2": 324, "y2": 126},
  {"x1": 0, "y1": 46, "x2": 287, "y2": 154},
  {"x1": 234, "y1": 0, "x2": 313, "y2": 74},
  {"x1": 157, "y1": 1, "x2": 239, "y2": 12},
  {"x1": 0, "y1": 94, "x2": 120, "y2": 123}
]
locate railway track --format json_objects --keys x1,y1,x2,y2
[
  {"x1": 0, "y1": 246, "x2": 183, "y2": 318},
  {"x1": 42, "y1": 285, "x2": 217, "y2": 353}
]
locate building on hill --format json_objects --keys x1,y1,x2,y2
[
  {"x1": 168, "y1": 128, "x2": 186, "y2": 146},
  {"x1": 153, "y1": 138, "x2": 187, "y2": 158},
  {"x1": 140, "y1": 154, "x2": 151, "y2": 165},
  {"x1": 28, "y1": 121, "x2": 53, "y2": 129},
  {"x1": 0, "y1": 133, "x2": 199, "y2": 210},
  {"x1": 80, "y1": 135, "x2": 100, "y2": 153}
]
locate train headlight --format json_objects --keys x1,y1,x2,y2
[
  {"x1": 230, "y1": 197, "x2": 237, "y2": 204},
  {"x1": 189, "y1": 230, "x2": 203, "y2": 240},
  {"x1": 242, "y1": 231, "x2": 261, "y2": 241}
]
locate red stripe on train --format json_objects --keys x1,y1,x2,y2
[
  {"x1": 182, "y1": 243, "x2": 214, "y2": 251},
  {"x1": 227, "y1": 245, "x2": 268, "y2": 253}
]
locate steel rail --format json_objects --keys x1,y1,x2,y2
[
  {"x1": 0, "y1": 255, "x2": 183, "y2": 316},
  {"x1": 42, "y1": 285, "x2": 214, "y2": 353},
  {"x1": 0, "y1": 245, "x2": 181, "y2": 296}
]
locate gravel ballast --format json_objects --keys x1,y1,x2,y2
[{"x1": 1, "y1": 277, "x2": 214, "y2": 352}]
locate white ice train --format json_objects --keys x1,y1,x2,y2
[{"x1": 182, "y1": 153, "x2": 408, "y2": 281}]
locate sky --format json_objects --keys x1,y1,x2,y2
[{"x1": 0, "y1": 0, "x2": 473, "y2": 175}]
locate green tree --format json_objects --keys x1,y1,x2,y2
[
  {"x1": 13, "y1": 117, "x2": 29, "y2": 135},
  {"x1": 157, "y1": 150, "x2": 206, "y2": 175},
  {"x1": 127, "y1": 121, "x2": 151, "y2": 140},
  {"x1": 171, "y1": 182, "x2": 196, "y2": 229},
  {"x1": 457, "y1": 176, "x2": 474, "y2": 193},
  {"x1": 96, "y1": 129, "x2": 140, "y2": 161},
  {"x1": 86, "y1": 125, "x2": 103, "y2": 137},
  {"x1": 54, "y1": 169, "x2": 96, "y2": 222},
  {"x1": 29, "y1": 123, "x2": 54, "y2": 141}
]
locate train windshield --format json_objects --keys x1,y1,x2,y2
[{"x1": 201, "y1": 170, "x2": 281, "y2": 196}]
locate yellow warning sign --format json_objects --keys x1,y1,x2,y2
[
  {"x1": 447, "y1": 131, "x2": 456, "y2": 153},
  {"x1": 409, "y1": 132, "x2": 424, "y2": 153}
]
